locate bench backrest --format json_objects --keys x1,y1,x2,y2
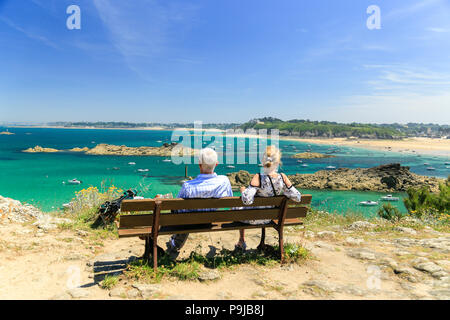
[{"x1": 120, "y1": 195, "x2": 312, "y2": 228}]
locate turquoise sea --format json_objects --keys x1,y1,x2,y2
[{"x1": 0, "y1": 127, "x2": 449, "y2": 217}]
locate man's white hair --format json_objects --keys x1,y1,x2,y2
[{"x1": 198, "y1": 148, "x2": 218, "y2": 172}]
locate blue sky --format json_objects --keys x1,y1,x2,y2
[{"x1": 0, "y1": 0, "x2": 449, "y2": 124}]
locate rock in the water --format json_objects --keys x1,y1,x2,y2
[
  {"x1": 226, "y1": 171, "x2": 252, "y2": 187},
  {"x1": 23, "y1": 146, "x2": 59, "y2": 153},
  {"x1": 292, "y1": 152, "x2": 336, "y2": 159}
]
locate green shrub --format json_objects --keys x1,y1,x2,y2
[
  {"x1": 403, "y1": 177, "x2": 449, "y2": 220},
  {"x1": 377, "y1": 203, "x2": 403, "y2": 222}
]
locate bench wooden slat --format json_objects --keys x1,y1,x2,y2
[
  {"x1": 118, "y1": 219, "x2": 303, "y2": 238},
  {"x1": 119, "y1": 206, "x2": 308, "y2": 229},
  {"x1": 120, "y1": 195, "x2": 312, "y2": 212}
]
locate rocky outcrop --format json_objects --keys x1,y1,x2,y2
[
  {"x1": 227, "y1": 170, "x2": 252, "y2": 187},
  {"x1": 85, "y1": 143, "x2": 195, "y2": 157},
  {"x1": 69, "y1": 147, "x2": 90, "y2": 152},
  {"x1": 22, "y1": 143, "x2": 195, "y2": 157},
  {"x1": 23, "y1": 146, "x2": 59, "y2": 153},
  {"x1": 227, "y1": 163, "x2": 444, "y2": 192},
  {"x1": 0, "y1": 131, "x2": 14, "y2": 135},
  {"x1": 0, "y1": 195, "x2": 43, "y2": 223},
  {"x1": 292, "y1": 152, "x2": 336, "y2": 159}
]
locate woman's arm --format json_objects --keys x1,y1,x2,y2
[
  {"x1": 240, "y1": 174, "x2": 260, "y2": 205},
  {"x1": 281, "y1": 173, "x2": 302, "y2": 202}
]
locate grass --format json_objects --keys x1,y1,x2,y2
[
  {"x1": 124, "y1": 242, "x2": 310, "y2": 284},
  {"x1": 101, "y1": 275, "x2": 119, "y2": 290},
  {"x1": 303, "y1": 208, "x2": 369, "y2": 231}
]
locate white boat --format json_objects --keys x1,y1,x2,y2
[
  {"x1": 297, "y1": 160, "x2": 303, "y2": 163},
  {"x1": 326, "y1": 166, "x2": 336, "y2": 169},
  {"x1": 137, "y1": 169, "x2": 149, "y2": 172},
  {"x1": 381, "y1": 195, "x2": 399, "y2": 201},
  {"x1": 226, "y1": 165, "x2": 235, "y2": 168},
  {"x1": 358, "y1": 201, "x2": 379, "y2": 206},
  {"x1": 426, "y1": 167, "x2": 436, "y2": 171},
  {"x1": 128, "y1": 162, "x2": 136, "y2": 165},
  {"x1": 162, "y1": 159, "x2": 171, "y2": 162},
  {"x1": 62, "y1": 203, "x2": 72, "y2": 209},
  {"x1": 66, "y1": 179, "x2": 82, "y2": 185},
  {"x1": 301, "y1": 164, "x2": 309, "y2": 167}
]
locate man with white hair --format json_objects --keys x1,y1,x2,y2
[{"x1": 166, "y1": 148, "x2": 233, "y2": 257}]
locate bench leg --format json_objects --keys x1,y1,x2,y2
[
  {"x1": 153, "y1": 235, "x2": 158, "y2": 270},
  {"x1": 257, "y1": 227, "x2": 266, "y2": 252},
  {"x1": 143, "y1": 236, "x2": 151, "y2": 261},
  {"x1": 278, "y1": 228, "x2": 285, "y2": 264}
]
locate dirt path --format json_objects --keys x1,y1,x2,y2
[{"x1": 0, "y1": 221, "x2": 448, "y2": 300}]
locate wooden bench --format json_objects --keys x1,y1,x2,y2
[{"x1": 119, "y1": 195, "x2": 312, "y2": 269}]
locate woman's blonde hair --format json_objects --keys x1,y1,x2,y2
[{"x1": 262, "y1": 145, "x2": 282, "y2": 169}]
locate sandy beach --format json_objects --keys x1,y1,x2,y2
[{"x1": 281, "y1": 137, "x2": 450, "y2": 158}]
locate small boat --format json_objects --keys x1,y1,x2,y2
[
  {"x1": 162, "y1": 159, "x2": 171, "y2": 162},
  {"x1": 423, "y1": 163, "x2": 430, "y2": 165},
  {"x1": 358, "y1": 201, "x2": 379, "y2": 206},
  {"x1": 137, "y1": 169, "x2": 149, "y2": 172},
  {"x1": 226, "y1": 165, "x2": 235, "y2": 168},
  {"x1": 301, "y1": 164, "x2": 309, "y2": 167},
  {"x1": 62, "y1": 203, "x2": 72, "y2": 209},
  {"x1": 128, "y1": 162, "x2": 136, "y2": 165},
  {"x1": 297, "y1": 160, "x2": 303, "y2": 163},
  {"x1": 426, "y1": 167, "x2": 436, "y2": 171},
  {"x1": 326, "y1": 166, "x2": 336, "y2": 169},
  {"x1": 381, "y1": 195, "x2": 399, "y2": 201},
  {"x1": 65, "y1": 179, "x2": 82, "y2": 185},
  {"x1": 112, "y1": 167, "x2": 120, "y2": 170},
  {"x1": 445, "y1": 162, "x2": 450, "y2": 165}
]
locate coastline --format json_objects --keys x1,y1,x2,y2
[
  {"x1": 5, "y1": 125, "x2": 450, "y2": 157},
  {"x1": 282, "y1": 136, "x2": 450, "y2": 158}
]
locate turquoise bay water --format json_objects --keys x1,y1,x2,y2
[{"x1": 0, "y1": 127, "x2": 448, "y2": 217}]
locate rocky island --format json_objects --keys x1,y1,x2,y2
[
  {"x1": 22, "y1": 143, "x2": 195, "y2": 157},
  {"x1": 23, "y1": 146, "x2": 59, "y2": 153},
  {"x1": 0, "y1": 131, "x2": 14, "y2": 135},
  {"x1": 292, "y1": 152, "x2": 336, "y2": 159},
  {"x1": 85, "y1": 143, "x2": 195, "y2": 157},
  {"x1": 227, "y1": 163, "x2": 444, "y2": 192}
]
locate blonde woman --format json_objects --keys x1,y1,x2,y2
[{"x1": 236, "y1": 146, "x2": 302, "y2": 250}]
